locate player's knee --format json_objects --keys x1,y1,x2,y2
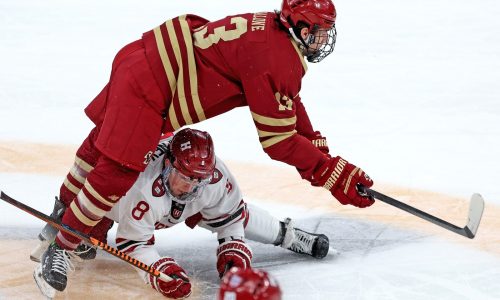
[{"x1": 87, "y1": 156, "x2": 141, "y2": 199}]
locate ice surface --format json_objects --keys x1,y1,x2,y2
[{"x1": 1, "y1": 0, "x2": 499, "y2": 299}]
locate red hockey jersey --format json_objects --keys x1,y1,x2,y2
[{"x1": 141, "y1": 12, "x2": 327, "y2": 181}]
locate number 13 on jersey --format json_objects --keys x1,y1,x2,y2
[{"x1": 193, "y1": 17, "x2": 248, "y2": 49}]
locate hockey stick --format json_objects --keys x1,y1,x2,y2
[
  {"x1": 357, "y1": 185, "x2": 484, "y2": 239},
  {"x1": 0, "y1": 191, "x2": 172, "y2": 282}
]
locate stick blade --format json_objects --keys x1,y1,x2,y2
[{"x1": 465, "y1": 193, "x2": 485, "y2": 238}]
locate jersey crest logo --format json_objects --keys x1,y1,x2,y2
[
  {"x1": 152, "y1": 175, "x2": 166, "y2": 197},
  {"x1": 170, "y1": 201, "x2": 186, "y2": 220},
  {"x1": 275, "y1": 92, "x2": 293, "y2": 111},
  {"x1": 210, "y1": 168, "x2": 223, "y2": 184}
]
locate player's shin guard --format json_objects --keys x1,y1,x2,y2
[
  {"x1": 30, "y1": 197, "x2": 100, "y2": 262},
  {"x1": 243, "y1": 204, "x2": 281, "y2": 244},
  {"x1": 59, "y1": 127, "x2": 101, "y2": 207},
  {"x1": 55, "y1": 156, "x2": 139, "y2": 250}
]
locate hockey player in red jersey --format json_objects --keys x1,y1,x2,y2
[
  {"x1": 35, "y1": 0, "x2": 374, "y2": 294},
  {"x1": 33, "y1": 129, "x2": 329, "y2": 298}
]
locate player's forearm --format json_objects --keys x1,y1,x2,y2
[
  {"x1": 263, "y1": 133, "x2": 328, "y2": 181},
  {"x1": 125, "y1": 245, "x2": 161, "y2": 283},
  {"x1": 294, "y1": 96, "x2": 316, "y2": 137}
]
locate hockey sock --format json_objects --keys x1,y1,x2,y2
[
  {"x1": 56, "y1": 156, "x2": 139, "y2": 250},
  {"x1": 273, "y1": 221, "x2": 287, "y2": 246},
  {"x1": 59, "y1": 127, "x2": 101, "y2": 206}
]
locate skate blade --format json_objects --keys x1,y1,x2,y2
[
  {"x1": 33, "y1": 264, "x2": 56, "y2": 299},
  {"x1": 30, "y1": 239, "x2": 50, "y2": 263}
]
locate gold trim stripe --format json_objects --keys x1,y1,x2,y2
[
  {"x1": 167, "y1": 18, "x2": 192, "y2": 125},
  {"x1": 179, "y1": 15, "x2": 206, "y2": 122},
  {"x1": 260, "y1": 132, "x2": 296, "y2": 148},
  {"x1": 153, "y1": 26, "x2": 178, "y2": 96},
  {"x1": 289, "y1": 38, "x2": 308, "y2": 72},
  {"x1": 63, "y1": 178, "x2": 81, "y2": 195},
  {"x1": 257, "y1": 129, "x2": 296, "y2": 138},
  {"x1": 70, "y1": 201, "x2": 100, "y2": 227},
  {"x1": 251, "y1": 111, "x2": 297, "y2": 127},
  {"x1": 75, "y1": 156, "x2": 93, "y2": 173},
  {"x1": 84, "y1": 181, "x2": 115, "y2": 207},
  {"x1": 78, "y1": 192, "x2": 108, "y2": 218},
  {"x1": 155, "y1": 21, "x2": 181, "y2": 131},
  {"x1": 344, "y1": 167, "x2": 360, "y2": 194}
]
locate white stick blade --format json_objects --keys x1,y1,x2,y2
[{"x1": 466, "y1": 193, "x2": 485, "y2": 237}]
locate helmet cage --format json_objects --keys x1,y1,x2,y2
[
  {"x1": 299, "y1": 24, "x2": 336, "y2": 63},
  {"x1": 280, "y1": 0, "x2": 337, "y2": 63}
]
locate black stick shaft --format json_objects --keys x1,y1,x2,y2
[
  {"x1": 368, "y1": 188, "x2": 463, "y2": 231},
  {"x1": 357, "y1": 185, "x2": 474, "y2": 238}
]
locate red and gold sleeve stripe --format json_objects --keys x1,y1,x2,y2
[
  {"x1": 251, "y1": 111, "x2": 297, "y2": 148},
  {"x1": 152, "y1": 15, "x2": 206, "y2": 131}
]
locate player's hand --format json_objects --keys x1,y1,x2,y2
[
  {"x1": 148, "y1": 257, "x2": 191, "y2": 299},
  {"x1": 307, "y1": 131, "x2": 329, "y2": 155},
  {"x1": 216, "y1": 240, "x2": 252, "y2": 278},
  {"x1": 313, "y1": 156, "x2": 375, "y2": 208}
]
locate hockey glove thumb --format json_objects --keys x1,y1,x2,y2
[{"x1": 313, "y1": 156, "x2": 375, "y2": 208}]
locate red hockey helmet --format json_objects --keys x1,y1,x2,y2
[
  {"x1": 218, "y1": 268, "x2": 282, "y2": 300},
  {"x1": 162, "y1": 128, "x2": 215, "y2": 203},
  {"x1": 279, "y1": 0, "x2": 337, "y2": 63},
  {"x1": 169, "y1": 128, "x2": 215, "y2": 180},
  {"x1": 280, "y1": 0, "x2": 336, "y2": 31}
]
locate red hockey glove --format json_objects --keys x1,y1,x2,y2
[
  {"x1": 148, "y1": 257, "x2": 191, "y2": 299},
  {"x1": 314, "y1": 156, "x2": 375, "y2": 208},
  {"x1": 216, "y1": 240, "x2": 252, "y2": 278},
  {"x1": 307, "y1": 131, "x2": 329, "y2": 155}
]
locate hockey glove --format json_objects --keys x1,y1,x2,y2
[
  {"x1": 216, "y1": 240, "x2": 252, "y2": 278},
  {"x1": 314, "y1": 156, "x2": 375, "y2": 208},
  {"x1": 307, "y1": 131, "x2": 329, "y2": 155},
  {"x1": 148, "y1": 257, "x2": 191, "y2": 299}
]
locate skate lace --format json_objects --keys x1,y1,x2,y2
[
  {"x1": 289, "y1": 230, "x2": 316, "y2": 254},
  {"x1": 52, "y1": 249, "x2": 75, "y2": 276}
]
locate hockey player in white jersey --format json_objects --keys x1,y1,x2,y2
[{"x1": 33, "y1": 128, "x2": 329, "y2": 299}]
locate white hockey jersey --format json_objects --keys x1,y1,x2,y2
[{"x1": 105, "y1": 136, "x2": 247, "y2": 275}]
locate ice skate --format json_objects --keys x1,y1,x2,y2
[
  {"x1": 30, "y1": 196, "x2": 97, "y2": 263},
  {"x1": 40, "y1": 242, "x2": 75, "y2": 292},
  {"x1": 33, "y1": 263, "x2": 56, "y2": 299},
  {"x1": 281, "y1": 218, "x2": 330, "y2": 259}
]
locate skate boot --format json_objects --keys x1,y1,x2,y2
[
  {"x1": 72, "y1": 243, "x2": 97, "y2": 261},
  {"x1": 30, "y1": 197, "x2": 97, "y2": 262},
  {"x1": 281, "y1": 218, "x2": 330, "y2": 259},
  {"x1": 30, "y1": 197, "x2": 65, "y2": 262},
  {"x1": 39, "y1": 242, "x2": 75, "y2": 292}
]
